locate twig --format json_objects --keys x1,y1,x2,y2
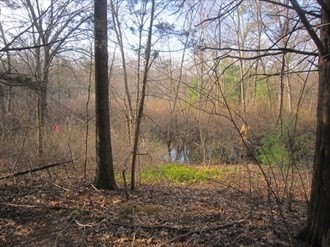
[
  {"x1": 91, "y1": 184, "x2": 101, "y2": 192},
  {"x1": 206, "y1": 177, "x2": 264, "y2": 205},
  {"x1": 0, "y1": 160, "x2": 75, "y2": 180},
  {"x1": 109, "y1": 221, "x2": 190, "y2": 233},
  {"x1": 1, "y1": 203, "x2": 42, "y2": 208},
  {"x1": 0, "y1": 202, "x2": 68, "y2": 211},
  {"x1": 53, "y1": 182, "x2": 70, "y2": 191},
  {"x1": 73, "y1": 218, "x2": 94, "y2": 228},
  {"x1": 109, "y1": 219, "x2": 246, "y2": 235},
  {"x1": 167, "y1": 219, "x2": 247, "y2": 243}
]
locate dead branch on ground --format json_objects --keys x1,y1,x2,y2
[{"x1": 0, "y1": 160, "x2": 75, "y2": 180}]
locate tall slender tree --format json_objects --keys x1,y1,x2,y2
[
  {"x1": 130, "y1": 0, "x2": 156, "y2": 191},
  {"x1": 109, "y1": 0, "x2": 135, "y2": 144},
  {"x1": 94, "y1": 0, "x2": 116, "y2": 189}
]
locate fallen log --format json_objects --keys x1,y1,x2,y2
[{"x1": 0, "y1": 160, "x2": 74, "y2": 180}]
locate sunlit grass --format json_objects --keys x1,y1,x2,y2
[{"x1": 141, "y1": 163, "x2": 238, "y2": 184}]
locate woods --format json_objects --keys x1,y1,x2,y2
[{"x1": 0, "y1": 0, "x2": 329, "y2": 246}]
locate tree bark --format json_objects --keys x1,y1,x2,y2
[
  {"x1": 302, "y1": 50, "x2": 330, "y2": 247},
  {"x1": 295, "y1": 0, "x2": 330, "y2": 245},
  {"x1": 94, "y1": 0, "x2": 117, "y2": 190}
]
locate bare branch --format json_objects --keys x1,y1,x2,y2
[
  {"x1": 196, "y1": 0, "x2": 244, "y2": 26},
  {"x1": 0, "y1": 160, "x2": 75, "y2": 180},
  {"x1": 199, "y1": 46, "x2": 318, "y2": 58},
  {"x1": 317, "y1": 0, "x2": 330, "y2": 16},
  {"x1": 261, "y1": 0, "x2": 320, "y2": 18},
  {"x1": 0, "y1": 39, "x2": 64, "y2": 52},
  {"x1": 289, "y1": 0, "x2": 325, "y2": 57}
]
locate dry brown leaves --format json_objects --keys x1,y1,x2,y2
[{"x1": 0, "y1": 165, "x2": 309, "y2": 247}]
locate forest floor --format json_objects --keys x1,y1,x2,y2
[{"x1": 0, "y1": 163, "x2": 309, "y2": 247}]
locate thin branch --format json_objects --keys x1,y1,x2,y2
[
  {"x1": 196, "y1": 0, "x2": 244, "y2": 26},
  {"x1": 0, "y1": 39, "x2": 65, "y2": 52},
  {"x1": 167, "y1": 219, "x2": 247, "y2": 243},
  {"x1": 289, "y1": 0, "x2": 325, "y2": 57},
  {"x1": 317, "y1": 0, "x2": 330, "y2": 16},
  {"x1": 261, "y1": 0, "x2": 320, "y2": 18},
  {"x1": 200, "y1": 46, "x2": 318, "y2": 57},
  {"x1": 109, "y1": 219, "x2": 246, "y2": 234},
  {"x1": 0, "y1": 160, "x2": 75, "y2": 180}
]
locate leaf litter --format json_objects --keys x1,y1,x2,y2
[{"x1": 0, "y1": 164, "x2": 309, "y2": 246}]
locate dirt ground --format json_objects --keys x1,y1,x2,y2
[{"x1": 0, "y1": 164, "x2": 309, "y2": 247}]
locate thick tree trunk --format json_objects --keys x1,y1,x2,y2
[
  {"x1": 301, "y1": 2, "x2": 330, "y2": 245},
  {"x1": 304, "y1": 55, "x2": 330, "y2": 247},
  {"x1": 94, "y1": 0, "x2": 116, "y2": 190}
]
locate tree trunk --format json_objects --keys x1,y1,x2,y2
[
  {"x1": 37, "y1": 79, "x2": 48, "y2": 156},
  {"x1": 0, "y1": 85, "x2": 6, "y2": 116},
  {"x1": 303, "y1": 52, "x2": 330, "y2": 247},
  {"x1": 130, "y1": 0, "x2": 155, "y2": 191},
  {"x1": 286, "y1": 76, "x2": 292, "y2": 114},
  {"x1": 277, "y1": 54, "x2": 285, "y2": 125},
  {"x1": 94, "y1": 0, "x2": 116, "y2": 190},
  {"x1": 36, "y1": 96, "x2": 43, "y2": 156},
  {"x1": 298, "y1": 1, "x2": 330, "y2": 245},
  {"x1": 109, "y1": 0, "x2": 134, "y2": 144}
]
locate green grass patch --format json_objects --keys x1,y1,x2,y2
[{"x1": 141, "y1": 163, "x2": 237, "y2": 184}]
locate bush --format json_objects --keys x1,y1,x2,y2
[
  {"x1": 256, "y1": 124, "x2": 313, "y2": 167},
  {"x1": 257, "y1": 132, "x2": 290, "y2": 167}
]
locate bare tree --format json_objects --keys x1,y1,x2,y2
[
  {"x1": 130, "y1": 0, "x2": 156, "y2": 191},
  {"x1": 109, "y1": 0, "x2": 135, "y2": 144},
  {"x1": 11, "y1": 0, "x2": 91, "y2": 155}
]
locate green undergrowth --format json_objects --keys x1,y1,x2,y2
[{"x1": 140, "y1": 163, "x2": 238, "y2": 185}]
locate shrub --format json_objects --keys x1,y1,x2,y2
[
  {"x1": 256, "y1": 124, "x2": 313, "y2": 167},
  {"x1": 257, "y1": 132, "x2": 290, "y2": 167}
]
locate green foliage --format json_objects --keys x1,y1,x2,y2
[
  {"x1": 257, "y1": 132, "x2": 290, "y2": 167},
  {"x1": 141, "y1": 164, "x2": 237, "y2": 184},
  {"x1": 256, "y1": 78, "x2": 269, "y2": 101},
  {"x1": 223, "y1": 64, "x2": 240, "y2": 102},
  {"x1": 256, "y1": 124, "x2": 313, "y2": 166}
]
